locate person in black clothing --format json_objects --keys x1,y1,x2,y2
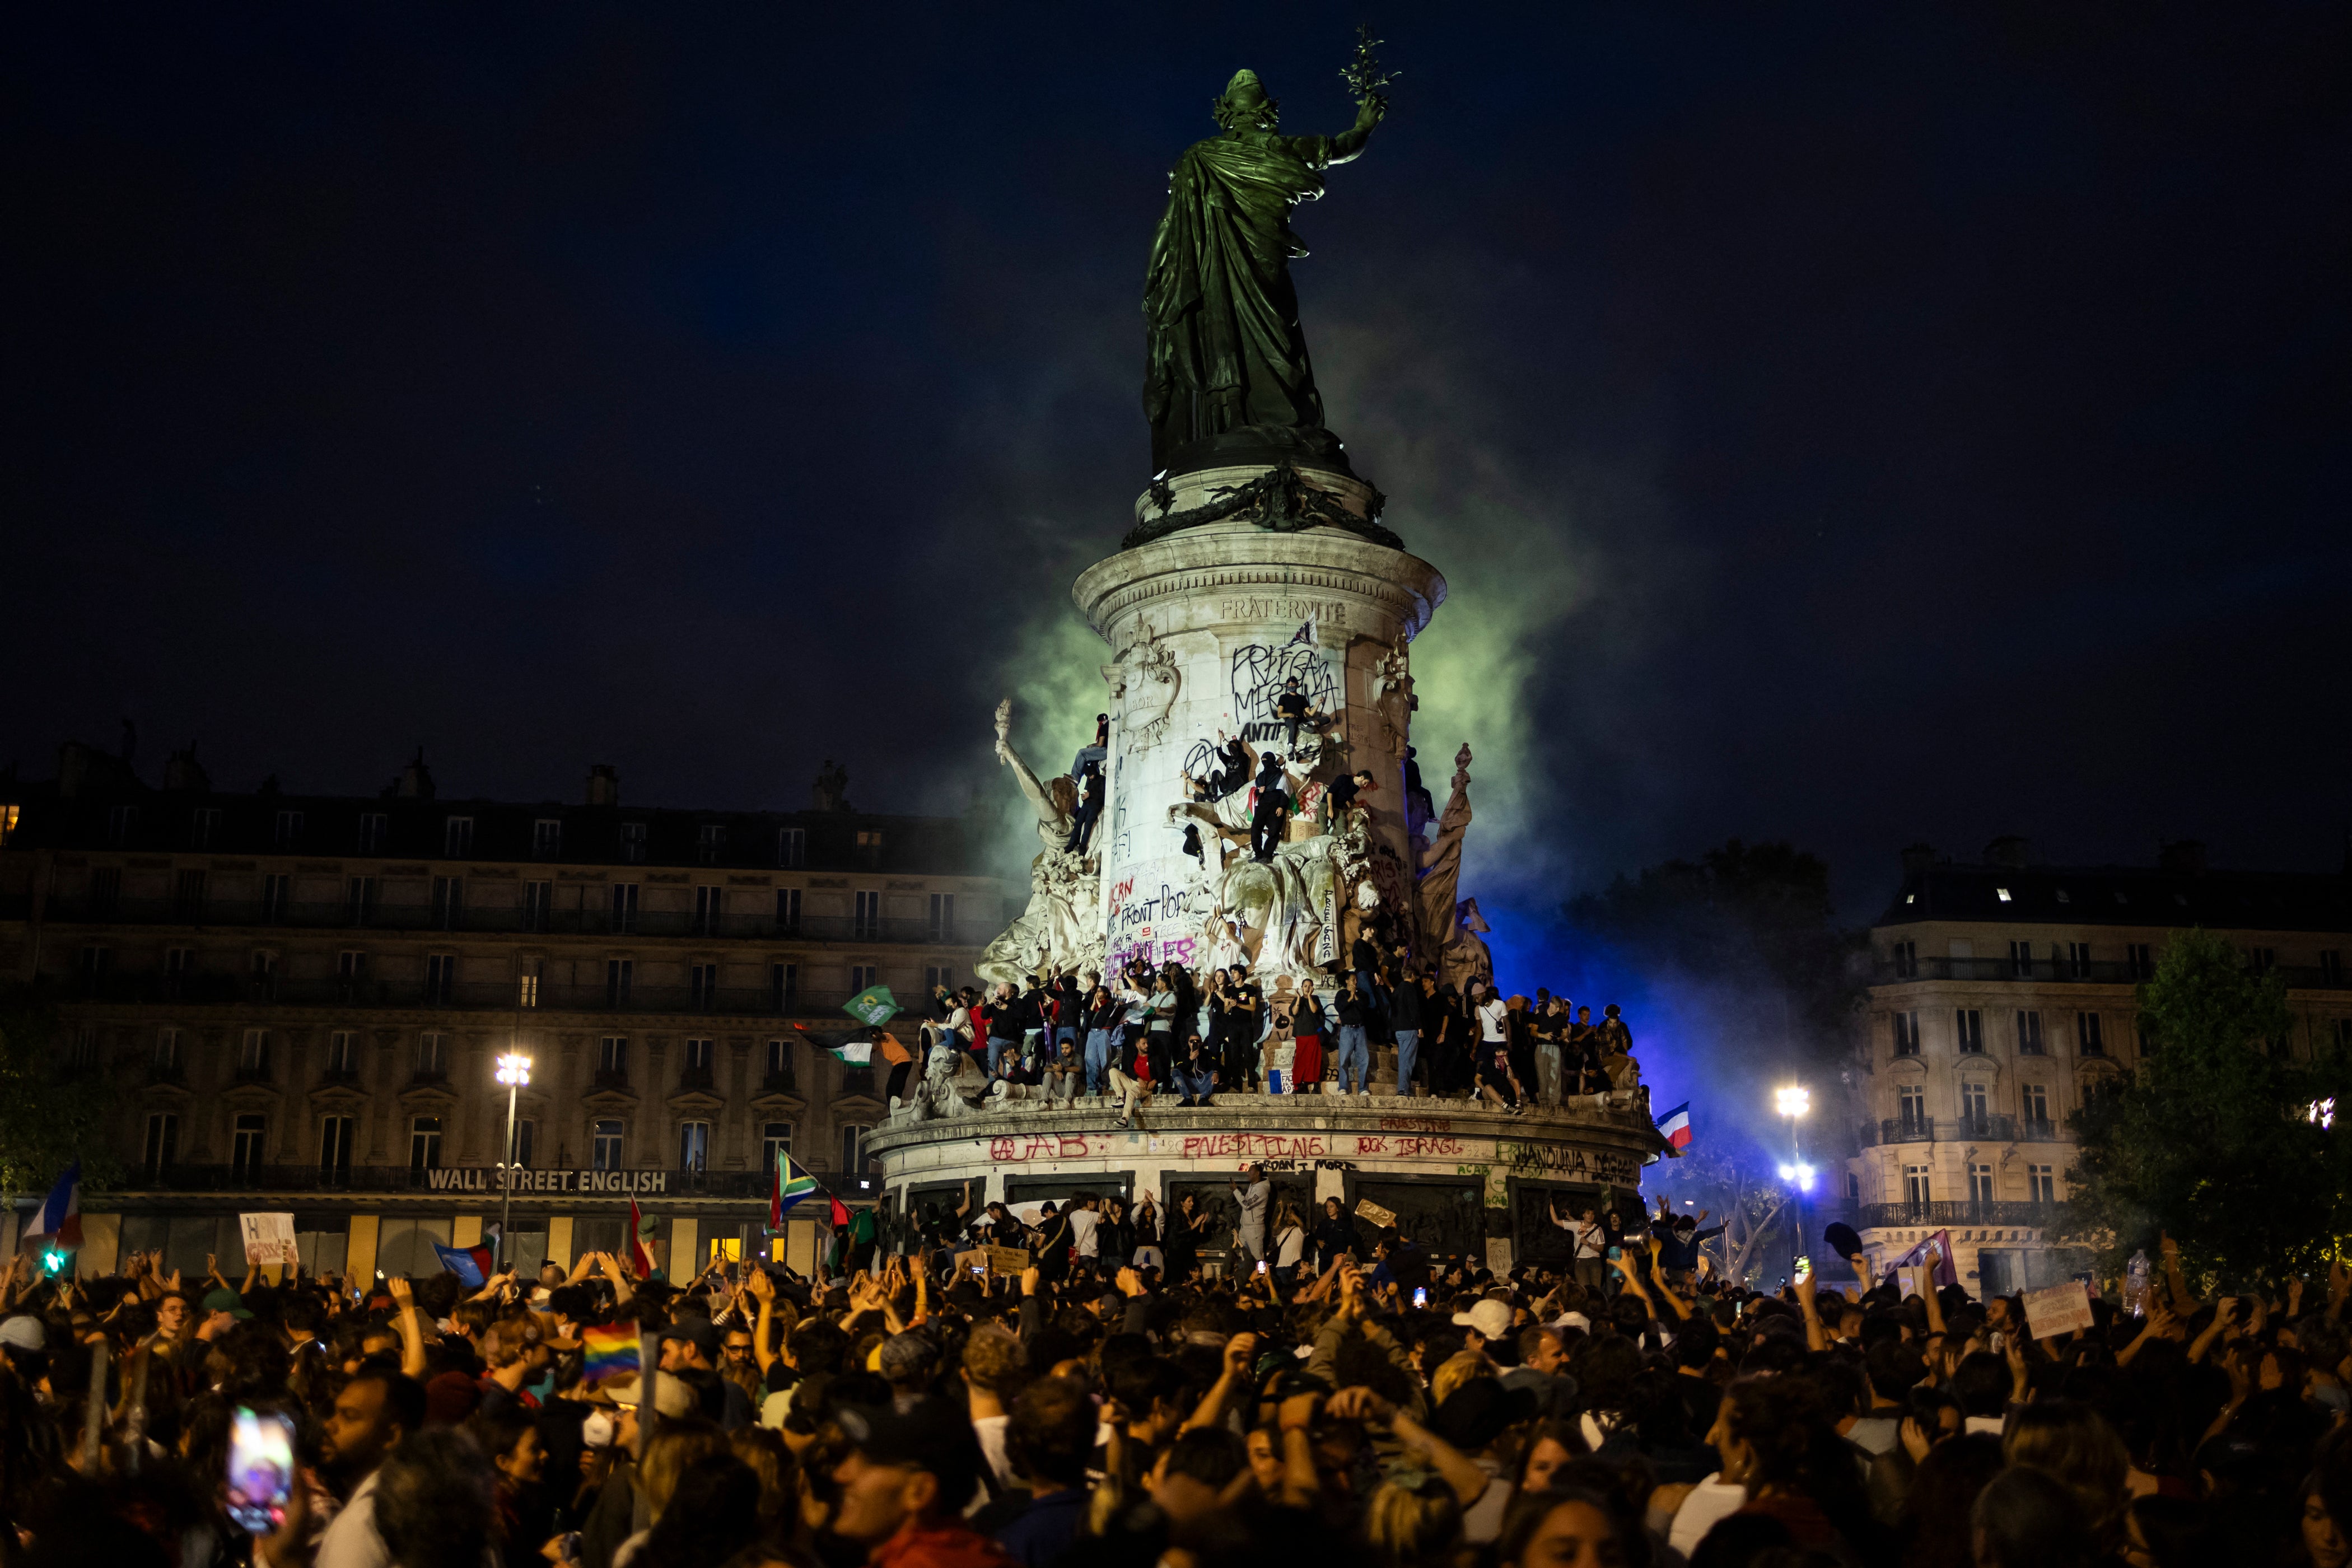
[
  {"x1": 1249, "y1": 756, "x2": 1291, "y2": 862},
  {"x1": 1210, "y1": 734, "x2": 1251, "y2": 799},
  {"x1": 1065, "y1": 760, "x2": 1103, "y2": 853},
  {"x1": 1389, "y1": 967, "x2": 1425, "y2": 1095},
  {"x1": 1180, "y1": 823, "x2": 1203, "y2": 865},
  {"x1": 1310, "y1": 1197, "x2": 1359, "y2": 1273},
  {"x1": 1275, "y1": 677, "x2": 1314, "y2": 752}
]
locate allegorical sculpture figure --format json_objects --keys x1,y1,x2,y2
[
  {"x1": 1142, "y1": 58, "x2": 1387, "y2": 478},
  {"x1": 977, "y1": 699, "x2": 1106, "y2": 988}
]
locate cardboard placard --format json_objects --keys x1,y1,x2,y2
[
  {"x1": 2023, "y1": 1280, "x2": 2096, "y2": 1340},
  {"x1": 1355, "y1": 1198, "x2": 1398, "y2": 1230},
  {"x1": 1485, "y1": 1238, "x2": 1515, "y2": 1276},
  {"x1": 952, "y1": 1246, "x2": 1032, "y2": 1278},
  {"x1": 239, "y1": 1212, "x2": 298, "y2": 1266}
]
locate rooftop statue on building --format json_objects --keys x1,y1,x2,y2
[{"x1": 1143, "y1": 50, "x2": 1388, "y2": 479}]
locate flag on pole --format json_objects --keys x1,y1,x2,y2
[
  {"x1": 769, "y1": 1151, "x2": 820, "y2": 1230},
  {"x1": 828, "y1": 1193, "x2": 851, "y2": 1230},
  {"x1": 1654, "y1": 1102, "x2": 1693, "y2": 1153},
  {"x1": 843, "y1": 985, "x2": 899, "y2": 1027},
  {"x1": 827, "y1": 1038, "x2": 874, "y2": 1066},
  {"x1": 578, "y1": 1321, "x2": 641, "y2": 1388},
  {"x1": 25, "y1": 1163, "x2": 83, "y2": 1252},
  {"x1": 627, "y1": 1194, "x2": 656, "y2": 1279},
  {"x1": 432, "y1": 1242, "x2": 489, "y2": 1289}
]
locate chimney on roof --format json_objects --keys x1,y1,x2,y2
[
  {"x1": 162, "y1": 743, "x2": 210, "y2": 793},
  {"x1": 2158, "y1": 839, "x2": 2207, "y2": 875},
  {"x1": 396, "y1": 746, "x2": 436, "y2": 800},
  {"x1": 1900, "y1": 843, "x2": 1935, "y2": 874},
  {"x1": 1985, "y1": 836, "x2": 2031, "y2": 869},
  {"x1": 586, "y1": 764, "x2": 619, "y2": 807}
]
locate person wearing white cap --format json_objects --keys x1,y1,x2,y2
[{"x1": 1450, "y1": 1296, "x2": 1514, "y2": 1354}]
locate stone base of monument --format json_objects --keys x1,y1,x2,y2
[{"x1": 869, "y1": 1093, "x2": 1665, "y2": 1276}]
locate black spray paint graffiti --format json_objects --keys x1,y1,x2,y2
[{"x1": 1231, "y1": 642, "x2": 1338, "y2": 746}]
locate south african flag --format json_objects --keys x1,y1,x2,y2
[{"x1": 769, "y1": 1150, "x2": 820, "y2": 1230}]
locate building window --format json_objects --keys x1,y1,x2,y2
[
  {"x1": 606, "y1": 958, "x2": 633, "y2": 1005},
  {"x1": 1897, "y1": 1086, "x2": 1926, "y2": 1135},
  {"x1": 153, "y1": 1027, "x2": 181, "y2": 1071},
  {"x1": 89, "y1": 867, "x2": 122, "y2": 917},
  {"x1": 416, "y1": 1032, "x2": 447, "y2": 1076},
  {"x1": 523, "y1": 880, "x2": 552, "y2": 932},
  {"x1": 592, "y1": 1118, "x2": 624, "y2": 1170},
  {"x1": 1903, "y1": 1164, "x2": 1931, "y2": 1207},
  {"x1": 190, "y1": 806, "x2": 221, "y2": 850},
  {"x1": 81, "y1": 943, "x2": 113, "y2": 977},
  {"x1": 2335, "y1": 1019, "x2": 2352, "y2": 1052},
  {"x1": 1891, "y1": 940, "x2": 1917, "y2": 979},
  {"x1": 431, "y1": 876, "x2": 463, "y2": 929},
  {"x1": 1955, "y1": 1009, "x2": 1984, "y2": 1053},
  {"x1": 1970, "y1": 1164, "x2": 1995, "y2": 1205},
  {"x1": 409, "y1": 1116, "x2": 443, "y2": 1170},
  {"x1": 2008, "y1": 940, "x2": 2033, "y2": 978},
  {"x1": 239, "y1": 1028, "x2": 269, "y2": 1072},
  {"x1": 855, "y1": 829, "x2": 883, "y2": 863},
  {"x1": 335, "y1": 951, "x2": 367, "y2": 999},
  {"x1": 108, "y1": 804, "x2": 140, "y2": 845},
  {"x1": 599, "y1": 1035, "x2": 628, "y2": 1074},
  {"x1": 2015, "y1": 1010, "x2": 2044, "y2": 1054},
  {"x1": 1959, "y1": 1082, "x2": 1989, "y2": 1131},
  {"x1": 698, "y1": 825, "x2": 727, "y2": 866},
  {"x1": 533, "y1": 819, "x2": 562, "y2": 859},
  {"x1": 619, "y1": 822, "x2": 647, "y2": 864},
  {"x1": 356, "y1": 811, "x2": 387, "y2": 853},
  {"x1": 928, "y1": 893, "x2": 955, "y2": 941},
  {"x1": 250, "y1": 950, "x2": 279, "y2": 999},
  {"x1": 853, "y1": 890, "x2": 882, "y2": 940},
  {"x1": 2028, "y1": 1164, "x2": 2056, "y2": 1205},
  {"x1": 2022, "y1": 1082, "x2": 2051, "y2": 1135},
  {"x1": 850, "y1": 964, "x2": 878, "y2": 993},
  {"x1": 777, "y1": 828, "x2": 805, "y2": 868},
  {"x1": 232, "y1": 1113, "x2": 267, "y2": 1179},
  {"x1": 165, "y1": 946, "x2": 194, "y2": 978},
  {"x1": 425, "y1": 953, "x2": 456, "y2": 1005},
  {"x1": 68, "y1": 1025, "x2": 99, "y2": 1072},
  {"x1": 173, "y1": 869, "x2": 208, "y2": 921},
  {"x1": 762, "y1": 1121, "x2": 793, "y2": 1168},
  {"x1": 1891, "y1": 1012, "x2": 1919, "y2": 1056},
  {"x1": 776, "y1": 888, "x2": 801, "y2": 930},
  {"x1": 610, "y1": 883, "x2": 639, "y2": 932},
  {"x1": 690, "y1": 963, "x2": 718, "y2": 1010},
  {"x1": 925, "y1": 965, "x2": 955, "y2": 993},
  {"x1": 766, "y1": 1038, "x2": 796, "y2": 1091},
  {"x1": 144, "y1": 1112, "x2": 180, "y2": 1175},
  {"x1": 518, "y1": 970, "x2": 540, "y2": 1009},
  {"x1": 507, "y1": 1119, "x2": 535, "y2": 1168},
  {"x1": 2078, "y1": 1011, "x2": 2105, "y2": 1057},
  {"x1": 328, "y1": 1031, "x2": 358, "y2": 1073},
  {"x1": 346, "y1": 876, "x2": 377, "y2": 925},
  {"x1": 694, "y1": 885, "x2": 722, "y2": 936},
  {"x1": 274, "y1": 809, "x2": 304, "y2": 850},
  {"x1": 320, "y1": 1116, "x2": 355, "y2": 1178},
  {"x1": 2066, "y1": 941, "x2": 2093, "y2": 979},
  {"x1": 2248, "y1": 946, "x2": 2276, "y2": 975},
  {"x1": 444, "y1": 816, "x2": 474, "y2": 857},
  {"x1": 685, "y1": 1036, "x2": 713, "y2": 1073},
  {"x1": 2320, "y1": 950, "x2": 2342, "y2": 985},
  {"x1": 771, "y1": 963, "x2": 799, "y2": 1012},
  {"x1": 839, "y1": 1123, "x2": 871, "y2": 1175},
  {"x1": 679, "y1": 1121, "x2": 711, "y2": 1170}
]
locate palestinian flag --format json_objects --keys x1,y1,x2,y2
[
  {"x1": 627, "y1": 1194, "x2": 656, "y2": 1279},
  {"x1": 769, "y1": 1151, "x2": 820, "y2": 1229},
  {"x1": 843, "y1": 984, "x2": 899, "y2": 1027},
  {"x1": 827, "y1": 1038, "x2": 874, "y2": 1066}
]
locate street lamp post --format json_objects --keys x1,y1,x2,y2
[
  {"x1": 1774, "y1": 1085, "x2": 1813, "y2": 1278},
  {"x1": 494, "y1": 1052, "x2": 531, "y2": 1272}
]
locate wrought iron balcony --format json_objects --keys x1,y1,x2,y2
[
  {"x1": 1858, "y1": 1113, "x2": 2064, "y2": 1147},
  {"x1": 28, "y1": 896, "x2": 993, "y2": 947},
  {"x1": 1858, "y1": 1200, "x2": 2061, "y2": 1229}
]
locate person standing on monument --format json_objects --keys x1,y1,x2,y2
[
  {"x1": 1082, "y1": 985, "x2": 1122, "y2": 1096},
  {"x1": 1231, "y1": 1163, "x2": 1272, "y2": 1264},
  {"x1": 1249, "y1": 754, "x2": 1291, "y2": 862},
  {"x1": 1291, "y1": 977, "x2": 1330, "y2": 1094},
  {"x1": 1333, "y1": 973, "x2": 1373, "y2": 1097},
  {"x1": 1390, "y1": 966, "x2": 1425, "y2": 1096},
  {"x1": 1064, "y1": 760, "x2": 1104, "y2": 854}
]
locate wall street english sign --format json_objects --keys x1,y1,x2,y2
[{"x1": 422, "y1": 1167, "x2": 672, "y2": 1195}]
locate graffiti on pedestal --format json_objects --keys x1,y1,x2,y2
[
  {"x1": 1231, "y1": 640, "x2": 1338, "y2": 748},
  {"x1": 1106, "y1": 872, "x2": 1202, "y2": 973}
]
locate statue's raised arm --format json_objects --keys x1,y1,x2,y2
[{"x1": 993, "y1": 699, "x2": 1069, "y2": 834}]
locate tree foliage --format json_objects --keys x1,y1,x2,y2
[
  {"x1": 2062, "y1": 928, "x2": 2350, "y2": 1285},
  {"x1": 0, "y1": 985, "x2": 118, "y2": 1201}
]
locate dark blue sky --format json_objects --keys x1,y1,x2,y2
[{"x1": 7, "y1": 3, "x2": 2348, "y2": 934}]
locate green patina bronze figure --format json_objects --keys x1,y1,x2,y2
[{"x1": 1143, "y1": 44, "x2": 1389, "y2": 480}]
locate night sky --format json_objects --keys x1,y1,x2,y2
[{"x1": 8, "y1": 3, "x2": 2349, "y2": 950}]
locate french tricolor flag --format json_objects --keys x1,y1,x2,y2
[
  {"x1": 26, "y1": 1162, "x2": 83, "y2": 1250},
  {"x1": 1655, "y1": 1103, "x2": 1693, "y2": 1154}
]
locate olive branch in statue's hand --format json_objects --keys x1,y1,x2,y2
[{"x1": 1341, "y1": 22, "x2": 1398, "y2": 104}]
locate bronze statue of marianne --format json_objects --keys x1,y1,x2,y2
[{"x1": 1143, "y1": 63, "x2": 1387, "y2": 480}]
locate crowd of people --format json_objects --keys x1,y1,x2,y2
[
  {"x1": 6, "y1": 1201, "x2": 2343, "y2": 1568},
  {"x1": 894, "y1": 953, "x2": 1642, "y2": 1122}
]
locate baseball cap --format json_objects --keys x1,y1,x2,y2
[
  {"x1": 837, "y1": 1395, "x2": 984, "y2": 1497},
  {"x1": 0, "y1": 1315, "x2": 46, "y2": 1351},
  {"x1": 669, "y1": 1316, "x2": 719, "y2": 1361},
  {"x1": 201, "y1": 1287, "x2": 254, "y2": 1321},
  {"x1": 1450, "y1": 1299, "x2": 1513, "y2": 1340},
  {"x1": 1429, "y1": 1378, "x2": 1539, "y2": 1452},
  {"x1": 604, "y1": 1374, "x2": 696, "y2": 1418}
]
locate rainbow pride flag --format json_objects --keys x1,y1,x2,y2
[{"x1": 579, "y1": 1321, "x2": 641, "y2": 1388}]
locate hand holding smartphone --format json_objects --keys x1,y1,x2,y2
[{"x1": 225, "y1": 1406, "x2": 296, "y2": 1534}]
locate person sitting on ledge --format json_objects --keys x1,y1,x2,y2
[{"x1": 1172, "y1": 1033, "x2": 1219, "y2": 1107}]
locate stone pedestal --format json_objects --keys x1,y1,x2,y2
[{"x1": 1070, "y1": 478, "x2": 1445, "y2": 979}]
